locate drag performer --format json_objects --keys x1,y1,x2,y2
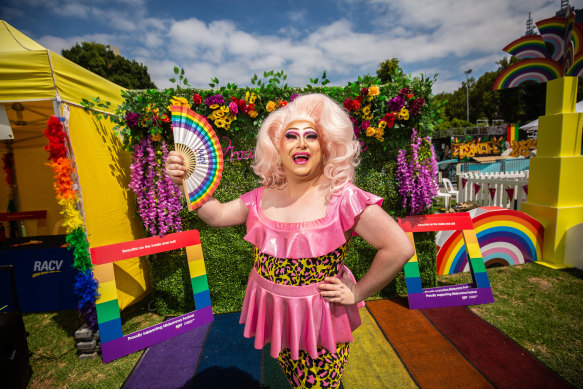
[{"x1": 165, "y1": 93, "x2": 413, "y2": 388}]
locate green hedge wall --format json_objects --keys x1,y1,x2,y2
[
  {"x1": 107, "y1": 71, "x2": 440, "y2": 315},
  {"x1": 148, "y1": 136, "x2": 436, "y2": 315}
]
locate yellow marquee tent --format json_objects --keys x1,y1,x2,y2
[{"x1": 0, "y1": 20, "x2": 149, "y2": 309}]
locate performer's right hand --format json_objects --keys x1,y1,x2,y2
[{"x1": 165, "y1": 151, "x2": 186, "y2": 185}]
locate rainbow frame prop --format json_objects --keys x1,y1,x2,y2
[
  {"x1": 90, "y1": 230, "x2": 213, "y2": 363},
  {"x1": 398, "y1": 213, "x2": 494, "y2": 310},
  {"x1": 436, "y1": 208, "x2": 543, "y2": 275}
]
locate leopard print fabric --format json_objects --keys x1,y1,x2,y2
[
  {"x1": 277, "y1": 343, "x2": 349, "y2": 388},
  {"x1": 253, "y1": 241, "x2": 349, "y2": 285},
  {"x1": 253, "y1": 242, "x2": 352, "y2": 388}
]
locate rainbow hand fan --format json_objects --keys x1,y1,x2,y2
[{"x1": 170, "y1": 106, "x2": 224, "y2": 211}]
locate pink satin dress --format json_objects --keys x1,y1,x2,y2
[{"x1": 239, "y1": 183, "x2": 383, "y2": 360}]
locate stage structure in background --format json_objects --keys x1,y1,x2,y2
[
  {"x1": 398, "y1": 213, "x2": 494, "y2": 309},
  {"x1": 90, "y1": 230, "x2": 213, "y2": 363}
]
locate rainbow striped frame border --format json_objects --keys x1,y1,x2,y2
[
  {"x1": 398, "y1": 213, "x2": 494, "y2": 310},
  {"x1": 90, "y1": 230, "x2": 213, "y2": 363}
]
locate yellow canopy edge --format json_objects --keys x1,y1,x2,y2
[
  {"x1": 0, "y1": 20, "x2": 125, "y2": 113},
  {"x1": 0, "y1": 20, "x2": 148, "y2": 310}
]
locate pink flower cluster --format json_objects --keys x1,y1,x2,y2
[
  {"x1": 396, "y1": 128, "x2": 439, "y2": 215},
  {"x1": 129, "y1": 138, "x2": 183, "y2": 236}
]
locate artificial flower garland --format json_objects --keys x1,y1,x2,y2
[
  {"x1": 396, "y1": 128, "x2": 439, "y2": 215},
  {"x1": 43, "y1": 115, "x2": 98, "y2": 329},
  {"x1": 128, "y1": 136, "x2": 182, "y2": 236}
]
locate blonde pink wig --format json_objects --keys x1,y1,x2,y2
[{"x1": 253, "y1": 93, "x2": 360, "y2": 196}]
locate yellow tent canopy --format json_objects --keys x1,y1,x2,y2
[{"x1": 0, "y1": 20, "x2": 149, "y2": 309}]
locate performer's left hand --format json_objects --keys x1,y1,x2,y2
[{"x1": 319, "y1": 273, "x2": 359, "y2": 305}]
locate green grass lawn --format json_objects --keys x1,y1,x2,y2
[{"x1": 22, "y1": 262, "x2": 583, "y2": 388}]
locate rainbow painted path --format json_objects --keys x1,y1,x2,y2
[{"x1": 122, "y1": 298, "x2": 572, "y2": 389}]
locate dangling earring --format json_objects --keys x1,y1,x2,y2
[{"x1": 277, "y1": 156, "x2": 282, "y2": 166}]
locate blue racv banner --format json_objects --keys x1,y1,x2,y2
[{"x1": 0, "y1": 235, "x2": 77, "y2": 312}]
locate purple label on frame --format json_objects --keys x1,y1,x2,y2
[
  {"x1": 407, "y1": 284, "x2": 494, "y2": 310},
  {"x1": 101, "y1": 305, "x2": 214, "y2": 363}
]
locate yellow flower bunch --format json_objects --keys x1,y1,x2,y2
[
  {"x1": 368, "y1": 85, "x2": 380, "y2": 97},
  {"x1": 245, "y1": 91, "x2": 259, "y2": 104},
  {"x1": 375, "y1": 127, "x2": 385, "y2": 142},
  {"x1": 398, "y1": 107, "x2": 409, "y2": 120},
  {"x1": 169, "y1": 96, "x2": 190, "y2": 107},
  {"x1": 248, "y1": 110, "x2": 258, "y2": 118},
  {"x1": 141, "y1": 105, "x2": 159, "y2": 126},
  {"x1": 209, "y1": 106, "x2": 236, "y2": 130},
  {"x1": 266, "y1": 101, "x2": 276, "y2": 112},
  {"x1": 366, "y1": 121, "x2": 385, "y2": 142},
  {"x1": 361, "y1": 105, "x2": 373, "y2": 120}
]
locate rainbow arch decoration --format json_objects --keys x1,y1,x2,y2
[
  {"x1": 436, "y1": 208, "x2": 544, "y2": 276},
  {"x1": 536, "y1": 16, "x2": 569, "y2": 61},
  {"x1": 90, "y1": 230, "x2": 213, "y2": 363},
  {"x1": 503, "y1": 35, "x2": 551, "y2": 59},
  {"x1": 567, "y1": 52, "x2": 583, "y2": 77},
  {"x1": 398, "y1": 213, "x2": 494, "y2": 310},
  {"x1": 492, "y1": 58, "x2": 563, "y2": 90},
  {"x1": 494, "y1": 12, "x2": 583, "y2": 90}
]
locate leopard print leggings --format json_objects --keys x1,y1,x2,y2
[
  {"x1": 254, "y1": 242, "x2": 351, "y2": 388},
  {"x1": 277, "y1": 343, "x2": 349, "y2": 388}
]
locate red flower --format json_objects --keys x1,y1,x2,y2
[
  {"x1": 414, "y1": 97, "x2": 425, "y2": 107},
  {"x1": 398, "y1": 87, "x2": 410, "y2": 97},
  {"x1": 383, "y1": 113, "x2": 396, "y2": 128},
  {"x1": 360, "y1": 87, "x2": 369, "y2": 96},
  {"x1": 192, "y1": 94, "x2": 202, "y2": 105}
]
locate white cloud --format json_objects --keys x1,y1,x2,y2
[
  {"x1": 6, "y1": 0, "x2": 566, "y2": 95},
  {"x1": 286, "y1": 9, "x2": 307, "y2": 23}
]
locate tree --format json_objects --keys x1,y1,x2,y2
[
  {"x1": 376, "y1": 58, "x2": 403, "y2": 84},
  {"x1": 440, "y1": 56, "x2": 553, "y2": 125},
  {"x1": 62, "y1": 42, "x2": 157, "y2": 90}
]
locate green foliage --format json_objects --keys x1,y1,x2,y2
[
  {"x1": 62, "y1": 42, "x2": 157, "y2": 89},
  {"x1": 108, "y1": 68, "x2": 440, "y2": 314},
  {"x1": 376, "y1": 58, "x2": 403, "y2": 84},
  {"x1": 169, "y1": 66, "x2": 191, "y2": 90},
  {"x1": 439, "y1": 56, "x2": 583, "y2": 125},
  {"x1": 80, "y1": 96, "x2": 112, "y2": 121}
]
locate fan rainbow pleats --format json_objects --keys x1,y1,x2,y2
[{"x1": 170, "y1": 106, "x2": 224, "y2": 211}]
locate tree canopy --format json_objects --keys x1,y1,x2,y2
[
  {"x1": 62, "y1": 42, "x2": 157, "y2": 90},
  {"x1": 376, "y1": 58, "x2": 403, "y2": 84},
  {"x1": 439, "y1": 57, "x2": 583, "y2": 125}
]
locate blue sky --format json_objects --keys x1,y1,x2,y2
[{"x1": 1, "y1": 0, "x2": 576, "y2": 93}]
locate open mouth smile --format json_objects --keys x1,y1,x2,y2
[{"x1": 292, "y1": 152, "x2": 311, "y2": 165}]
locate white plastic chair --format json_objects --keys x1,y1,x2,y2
[
  {"x1": 442, "y1": 178, "x2": 459, "y2": 203},
  {"x1": 436, "y1": 191, "x2": 451, "y2": 210}
]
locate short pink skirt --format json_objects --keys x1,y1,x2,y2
[{"x1": 239, "y1": 266, "x2": 364, "y2": 360}]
